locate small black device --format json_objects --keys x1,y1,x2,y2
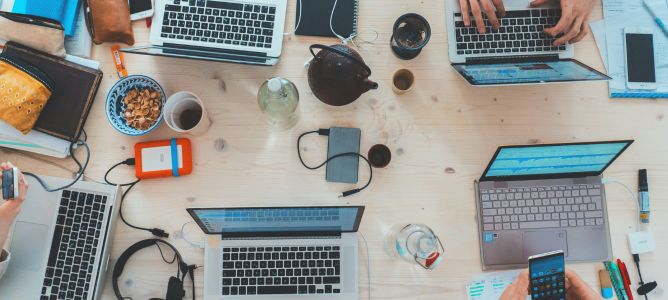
[
  {"x1": 128, "y1": 0, "x2": 154, "y2": 21},
  {"x1": 326, "y1": 127, "x2": 361, "y2": 184},
  {"x1": 528, "y1": 250, "x2": 566, "y2": 300},
  {"x1": 2, "y1": 167, "x2": 19, "y2": 200},
  {"x1": 112, "y1": 239, "x2": 196, "y2": 300},
  {"x1": 624, "y1": 27, "x2": 657, "y2": 90}
]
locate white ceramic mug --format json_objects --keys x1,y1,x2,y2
[{"x1": 164, "y1": 91, "x2": 211, "y2": 136}]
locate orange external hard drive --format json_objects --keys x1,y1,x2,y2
[{"x1": 134, "y1": 138, "x2": 193, "y2": 179}]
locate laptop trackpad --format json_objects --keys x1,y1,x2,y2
[
  {"x1": 522, "y1": 230, "x2": 567, "y2": 259},
  {"x1": 9, "y1": 222, "x2": 49, "y2": 271}
]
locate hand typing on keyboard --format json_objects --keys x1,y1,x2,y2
[
  {"x1": 458, "y1": 0, "x2": 596, "y2": 45},
  {"x1": 531, "y1": 0, "x2": 596, "y2": 46},
  {"x1": 459, "y1": 0, "x2": 506, "y2": 33}
]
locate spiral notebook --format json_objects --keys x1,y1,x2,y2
[{"x1": 295, "y1": 0, "x2": 358, "y2": 38}]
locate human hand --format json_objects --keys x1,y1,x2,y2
[
  {"x1": 500, "y1": 269, "x2": 530, "y2": 300},
  {"x1": 530, "y1": 0, "x2": 596, "y2": 45},
  {"x1": 0, "y1": 162, "x2": 28, "y2": 223},
  {"x1": 564, "y1": 269, "x2": 603, "y2": 300},
  {"x1": 459, "y1": 0, "x2": 506, "y2": 33}
]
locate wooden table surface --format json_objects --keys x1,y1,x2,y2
[{"x1": 2, "y1": 0, "x2": 667, "y2": 299}]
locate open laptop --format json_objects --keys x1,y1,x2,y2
[
  {"x1": 187, "y1": 206, "x2": 365, "y2": 299},
  {"x1": 0, "y1": 175, "x2": 121, "y2": 299},
  {"x1": 445, "y1": 0, "x2": 610, "y2": 86},
  {"x1": 122, "y1": 0, "x2": 287, "y2": 66},
  {"x1": 474, "y1": 141, "x2": 633, "y2": 270}
]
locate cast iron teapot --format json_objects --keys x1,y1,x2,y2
[{"x1": 308, "y1": 44, "x2": 378, "y2": 106}]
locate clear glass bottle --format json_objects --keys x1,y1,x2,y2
[
  {"x1": 386, "y1": 223, "x2": 444, "y2": 270},
  {"x1": 257, "y1": 77, "x2": 299, "y2": 130}
]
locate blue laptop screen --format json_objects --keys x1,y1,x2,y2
[
  {"x1": 190, "y1": 207, "x2": 361, "y2": 234},
  {"x1": 452, "y1": 60, "x2": 609, "y2": 85},
  {"x1": 483, "y1": 142, "x2": 630, "y2": 178}
]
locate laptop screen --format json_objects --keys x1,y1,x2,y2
[
  {"x1": 481, "y1": 141, "x2": 633, "y2": 180},
  {"x1": 452, "y1": 59, "x2": 610, "y2": 85},
  {"x1": 187, "y1": 206, "x2": 365, "y2": 235}
]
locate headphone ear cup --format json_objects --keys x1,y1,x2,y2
[{"x1": 165, "y1": 276, "x2": 186, "y2": 300}]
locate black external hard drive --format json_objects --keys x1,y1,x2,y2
[{"x1": 326, "y1": 127, "x2": 361, "y2": 184}]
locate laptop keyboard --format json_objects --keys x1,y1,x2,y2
[
  {"x1": 222, "y1": 246, "x2": 342, "y2": 296},
  {"x1": 40, "y1": 190, "x2": 108, "y2": 300},
  {"x1": 162, "y1": 0, "x2": 277, "y2": 48},
  {"x1": 454, "y1": 9, "x2": 566, "y2": 55},
  {"x1": 481, "y1": 184, "x2": 604, "y2": 231}
]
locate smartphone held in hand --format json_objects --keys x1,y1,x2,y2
[
  {"x1": 529, "y1": 250, "x2": 566, "y2": 300},
  {"x1": 2, "y1": 167, "x2": 19, "y2": 200}
]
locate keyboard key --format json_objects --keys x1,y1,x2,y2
[
  {"x1": 257, "y1": 286, "x2": 298, "y2": 295},
  {"x1": 520, "y1": 221, "x2": 560, "y2": 229}
]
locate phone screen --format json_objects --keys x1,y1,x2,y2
[
  {"x1": 129, "y1": 0, "x2": 152, "y2": 14},
  {"x1": 626, "y1": 33, "x2": 656, "y2": 83},
  {"x1": 529, "y1": 252, "x2": 565, "y2": 300}
]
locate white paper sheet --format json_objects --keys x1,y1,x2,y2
[
  {"x1": 604, "y1": 1, "x2": 668, "y2": 97},
  {"x1": 602, "y1": 0, "x2": 645, "y2": 18},
  {"x1": 467, "y1": 270, "x2": 529, "y2": 300},
  {"x1": 590, "y1": 20, "x2": 608, "y2": 71}
]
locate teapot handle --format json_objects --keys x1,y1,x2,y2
[{"x1": 309, "y1": 44, "x2": 372, "y2": 76}]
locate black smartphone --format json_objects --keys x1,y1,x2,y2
[
  {"x1": 2, "y1": 167, "x2": 19, "y2": 200},
  {"x1": 326, "y1": 127, "x2": 361, "y2": 184},
  {"x1": 529, "y1": 250, "x2": 566, "y2": 300}
]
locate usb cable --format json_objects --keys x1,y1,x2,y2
[{"x1": 297, "y1": 129, "x2": 373, "y2": 197}]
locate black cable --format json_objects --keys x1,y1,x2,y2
[
  {"x1": 633, "y1": 254, "x2": 650, "y2": 300},
  {"x1": 297, "y1": 129, "x2": 373, "y2": 197},
  {"x1": 23, "y1": 139, "x2": 90, "y2": 192},
  {"x1": 105, "y1": 159, "x2": 169, "y2": 238}
]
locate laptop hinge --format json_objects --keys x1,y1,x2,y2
[
  {"x1": 163, "y1": 43, "x2": 269, "y2": 57},
  {"x1": 465, "y1": 54, "x2": 559, "y2": 65},
  {"x1": 221, "y1": 232, "x2": 342, "y2": 239}
]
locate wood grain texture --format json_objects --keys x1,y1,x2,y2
[{"x1": 2, "y1": 0, "x2": 667, "y2": 299}]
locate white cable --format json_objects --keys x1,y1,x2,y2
[
  {"x1": 181, "y1": 221, "x2": 205, "y2": 249},
  {"x1": 283, "y1": 0, "x2": 303, "y2": 35},
  {"x1": 602, "y1": 178, "x2": 640, "y2": 231},
  {"x1": 329, "y1": 0, "x2": 357, "y2": 44},
  {"x1": 357, "y1": 232, "x2": 371, "y2": 300}
]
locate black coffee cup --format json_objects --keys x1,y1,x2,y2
[{"x1": 390, "y1": 13, "x2": 431, "y2": 60}]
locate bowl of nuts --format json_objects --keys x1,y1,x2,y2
[{"x1": 105, "y1": 75, "x2": 166, "y2": 136}]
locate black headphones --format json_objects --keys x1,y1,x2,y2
[{"x1": 112, "y1": 239, "x2": 197, "y2": 300}]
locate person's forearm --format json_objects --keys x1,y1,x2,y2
[{"x1": 0, "y1": 219, "x2": 14, "y2": 250}]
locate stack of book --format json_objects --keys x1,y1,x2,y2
[{"x1": 0, "y1": 42, "x2": 102, "y2": 158}]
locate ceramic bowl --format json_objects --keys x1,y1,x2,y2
[{"x1": 105, "y1": 75, "x2": 166, "y2": 136}]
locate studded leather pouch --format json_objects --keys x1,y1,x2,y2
[{"x1": 0, "y1": 54, "x2": 54, "y2": 134}]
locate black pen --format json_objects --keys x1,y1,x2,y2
[{"x1": 638, "y1": 169, "x2": 650, "y2": 224}]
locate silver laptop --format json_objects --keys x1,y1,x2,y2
[
  {"x1": 445, "y1": 0, "x2": 610, "y2": 85},
  {"x1": 122, "y1": 0, "x2": 287, "y2": 66},
  {"x1": 0, "y1": 175, "x2": 121, "y2": 300},
  {"x1": 187, "y1": 206, "x2": 365, "y2": 299},
  {"x1": 474, "y1": 141, "x2": 633, "y2": 270}
]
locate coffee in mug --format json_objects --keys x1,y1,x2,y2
[
  {"x1": 164, "y1": 91, "x2": 211, "y2": 135},
  {"x1": 392, "y1": 69, "x2": 415, "y2": 94}
]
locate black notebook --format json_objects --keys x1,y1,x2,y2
[
  {"x1": 295, "y1": 0, "x2": 358, "y2": 38},
  {"x1": 2, "y1": 42, "x2": 102, "y2": 142}
]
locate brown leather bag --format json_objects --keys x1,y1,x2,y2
[{"x1": 83, "y1": 0, "x2": 135, "y2": 45}]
